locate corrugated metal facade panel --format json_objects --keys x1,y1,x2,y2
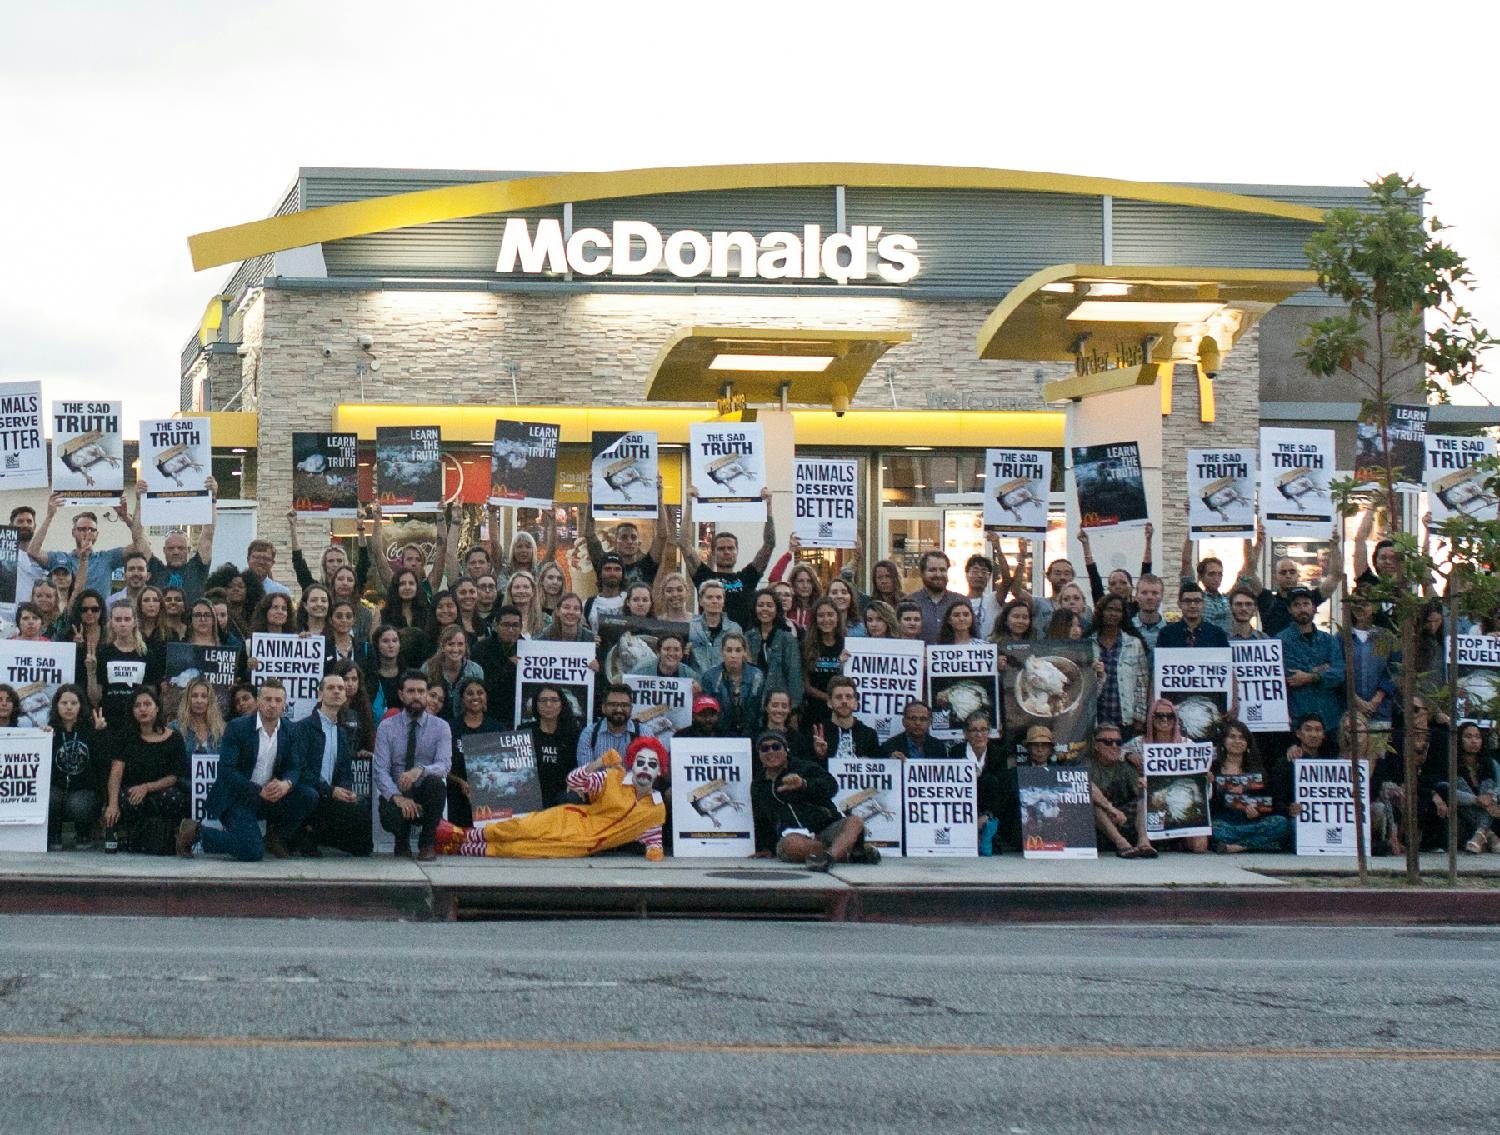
[
  {"x1": 321, "y1": 210, "x2": 562, "y2": 277},
  {"x1": 846, "y1": 189, "x2": 1103, "y2": 293}
]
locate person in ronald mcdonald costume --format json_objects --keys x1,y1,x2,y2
[{"x1": 436, "y1": 736, "x2": 668, "y2": 859}]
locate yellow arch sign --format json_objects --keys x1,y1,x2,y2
[{"x1": 187, "y1": 162, "x2": 1326, "y2": 273}]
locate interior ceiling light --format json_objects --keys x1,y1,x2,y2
[
  {"x1": 707, "y1": 353, "x2": 836, "y2": 373},
  {"x1": 1066, "y1": 301, "x2": 1227, "y2": 324}
]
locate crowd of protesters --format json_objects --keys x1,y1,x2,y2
[{"x1": 11, "y1": 476, "x2": 1484, "y2": 869}]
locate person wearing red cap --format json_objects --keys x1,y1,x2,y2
[
  {"x1": 436, "y1": 737, "x2": 669, "y2": 858},
  {"x1": 675, "y1": 694, "x2": 723, "y2": 739}
]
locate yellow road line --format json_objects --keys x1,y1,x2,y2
[{"x1": 0, "y1": 1034, "x2": 1494, "y2": 1062}]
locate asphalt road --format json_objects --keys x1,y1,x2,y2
[{"x1": 0, "y1": 917, "x2": 1496, "y2": 1134}]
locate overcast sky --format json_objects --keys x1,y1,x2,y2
[{"x1": 4, "y1": 1, "x2": 1497, "y2": 429}]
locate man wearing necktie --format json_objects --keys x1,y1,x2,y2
[{"x1": 373, "y1": 670, "x2": 452, "y2": 860}]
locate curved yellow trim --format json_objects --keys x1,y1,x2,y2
[
  {"x1": 188, "y1": 163, "x2": 1327, "y2": 273},
  {"x1": 976, "y1": 263, "x2": 1320, "y2": 360}
]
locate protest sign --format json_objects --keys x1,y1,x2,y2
[
  {"x1": 1153, "y1": 647, "x2": 1233, "y2": 741},
  {"x1": 0, "y1": 730, "x2": 52, "y2": 851},
  {"x1": 597, "y1": 614, "x2": 691, "y2": 684},
  {"x1": 830, "y1": 756, "x2": 903, "y2": 854},
  {"x1": 1000, "y1": 640, "x2": 1098, "y2": 762},
  {"x1": 1017, "y1": 764, "x2": 1098, "y2": 859},
  {"x1": 51, "y1": 400, "x2": 123, "y2": 504},
  {"x1": 376, "y1": 425, "x2": 442, "y2": 511},
  {"x1": 462, "y1": 730, "x2": 543, "y2": 824},
  {"x1": 1295, "y1": 759, "x2": 1372, "y2": 856},
  {"x1": 622, "y1": 673, "x2": 693, "y2": 742},
  {"x1": 1071, "y1": 441, "x2": 1148, "y2": 531},
  {"x1": 0, "y1": 526, "x2": 17, "y2": 610},
  {"x1": 515, "y1": 640, "x2": 595, "y2": 727},
  {"x1": 1187, "y1": 448, "x2": 1256, "y2": 539},
  {"x1": 670, "y1": 737, "x2": 754, "y2": 857},
  {"x1": 689, "y1": 422, "x2": 766, "y2": 521},
  {"x1": 1426, "y1": 435, "x2": 1498, "y2": 523},
  {"x1": 140, "y1": 417, "x2": 213, "y2": 524},
  {"x1": 0, "y1": 641, "x2": 75, "y2": 728},
  {"x1": 926, "y1": 642, "x2": 998, "y2": 742},
  {"x1": 1259, "y1": 427, "x2": 1335, "y2": 538},
  {"x1": 490, "y1": 419, "x2": 560, "y2": 509},
  {"x1": 163, "y1": 643, "x2": 239, "y2": 720},
  {"x1": 0, "y1": 382, "x2": 47, "y2": 492},
  {"x1": 1356, "y1": 404, "x2": 1427, "y2": 489},
  {"x1": 590, "y1": 431, "x2": 658, "y2": 519},
  {"x1": 793, "y1": 458, "x2": 858, "y2": 548},
  {"x1": 1452, "y1": 635, "x2": 1500, "y2": 726},
  {"x1": 1230, "y1": 639, "x2": 1289, "y2": 733},
  {"x1": 1143, "y1": 742, "x2": 1214, "y2": 841},
  {"x1": 903, "y1": 759, "x2": 978, "y2": 856},
  {"x1": 983, "y1": 448, "x2": 1051, "y2": 536},
  {"x1": 189, "y1": 751, "x2": 218, "y2": 823},
  {"x1": 249, "y1": 633, "x2": 324, "y2": 722},
  {"x1": 842, "y1": 637, "x2": 925, "y2": 741},
  {"x1": 292, "y1": 432, "x2": 359, "y2": 519}
]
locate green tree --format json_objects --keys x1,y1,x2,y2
[{"x1": 1299, "y1": 173, "x2": 1492, "y2": 884}]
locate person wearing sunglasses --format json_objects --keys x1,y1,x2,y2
[
  {"x1": 1088, "y1": 723, "x2": 1156, "y2": 858},
  {"x1": 1122, "y1": 698, "x2": 1209, "y2": 853},
  {"x1": 750, "y1": 729, "x2": 878, "y2": 871}
]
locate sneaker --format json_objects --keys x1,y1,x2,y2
[
  {"x1": 805, "y1": 850, "x2": 832, "y2": 872},
  {"x1": 1486, "y1": 830, "x2": 1500, "y2": 854},
  {"x1": 854, "y1": 846, "x2": 882, "y2": 865},
  {"x1": 174, "y1": 819, "x2": 199, "y2": 858},
  {"x1": 263, "y1": 830, "x2": 292, "y2": 860},
  {"x1": 416, "y1": 844, "x2": 437, "y2": 863}
]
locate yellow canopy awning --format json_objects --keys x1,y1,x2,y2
[{"x1": 643, "y1": 326, "x2": 911, "y2": 409}]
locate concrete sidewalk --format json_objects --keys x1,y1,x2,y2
[{"x1": 4, "y1": 848, "x2": 1500, "y2": 924}]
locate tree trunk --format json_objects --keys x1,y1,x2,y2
[{"x1": 1447, "y1": 602, "x2": 1460, "y2": 885}]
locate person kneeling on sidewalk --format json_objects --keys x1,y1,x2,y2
[
  {"x1": 289, "y1": 672, "x2": 373, "y2": 857},
  {"x1": 372, "y1": 670, "x2": 451, "y2": 861},
  {"x1": 751, "y1": 728, "x2": 878, "y2": 871},
  {"x1": 176, "y1": 678, "x2": 317, "y2": 861}
]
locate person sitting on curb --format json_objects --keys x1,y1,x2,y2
[
  {"x1": 751, "y1": 728, "x2": 878, "y2": 872},
  {"x1": 372, "y1": 670, "x2": 452, "y2": 861},
  {"x1": 1086, "y1": 722, "x2": 1157, "y2": 859},
  {"x1": 437, "y1": 736, "x2": 669, "y2": 858},
  {"x1": 176, "y1": 679, "x2": 317, "y2": 861},
  {"x1": 290, "y1": 672, "x2": 373, "y2": 858}
]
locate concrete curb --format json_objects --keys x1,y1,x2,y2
[{"x1": 5, "y1": 872, "x2": 1500, "y2": 924}]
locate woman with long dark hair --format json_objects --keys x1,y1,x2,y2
[
  {"x1": 47, "y1": 683, "x2": 105, "y2": 848},
  {"x1": 328, "y1": 659, "x2": 376, "y2": 759},
  {"x1": 447, "y1": 677, "x2": 503, "y2": 828},
  {"x1": 296, "y1": 583, "x2": 333, "y2": 640},
  {"x1": 1442, "y1": 721, "x2": 1500, "y2": 854},
  {"x1": 102, "y1": 686, "x2": 189, "y2": 855},
  {"x1": 745, "y1": 588, "x2": 803, "y2": 716},
  {"x1": 799, "y1": 597, "x2": 845, "y2": 736},
  {"x1": 1090, "y1": 594, "x2": 1148, "y2": 737},
  {"x1": 522, "y1": 682, "x2": 582, "y2": 805},
  {"x1": 362, "y1": 624, "x2": 405, "y2": 720},
  {"x1": 1210, "y1": 719, "x2": 1290, "y2": 853}
]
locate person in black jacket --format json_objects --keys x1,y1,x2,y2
[
  {"x1": 290, "y1": 672, "x2": 373, "y2": 857},
  {"x1": 750, "y1": 729, "x2": 878, "y2": 871},
  {"x1": 878, "y1": 700, "x2": 948, "y2": 759},
  {"x1": 810, "y1": 677, "x2": 880, "y2": 765},
  {"x1": 47, "y1": 683, "x2": 106, "y2": 848}
]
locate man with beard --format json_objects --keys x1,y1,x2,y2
[
  {"x1": 577, "y1": 684, "x2": 641, "y2": 765},
  {"x1": 372, "y1": 670, "x2": 452, "y2": 861},
  {"x1": 1277, "y1": 587, "x2": 1345, "y2": 733},
  {"x1": 437, "y1": 736, "x2": 669, "y2": 858},
  {"x1": 751, "y1": 728, "x2": 877, "y2": 871}
]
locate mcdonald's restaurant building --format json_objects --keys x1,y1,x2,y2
[{"x1": 181, "y1": 164, "x2": 1485, "y2": 591}]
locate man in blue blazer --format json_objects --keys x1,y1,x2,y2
[
  {"x1": 290, "y1": 672, "x2": 373, "y2": 857},
  {"x1": 175, "y1": 678, "x2": 318, "y2": 861}
]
